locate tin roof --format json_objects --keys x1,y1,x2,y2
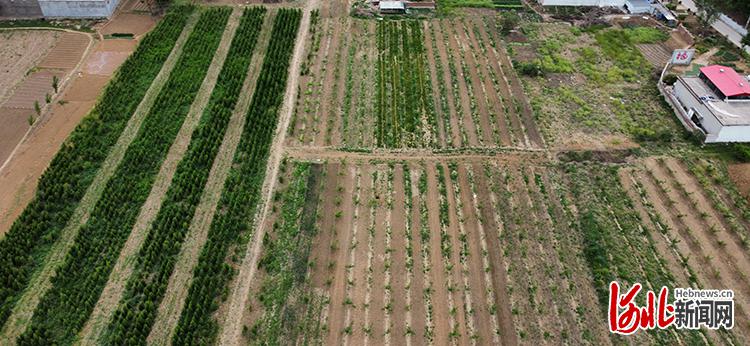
[{"x1": 700, "y1": 65, "x2": 750, "y2": 98}]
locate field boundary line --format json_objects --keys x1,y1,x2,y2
[
  {"x1": 72, "y1": 10, "x2": 242, "y2": 344},
  {"x1": 145, "y1": 9, "x2": 277, "y2": 345},
  {"x1": 217, "y1": 1, "x2": 316, "y2": 343},
  {"x1": 0, "y1": 13, "x2": 199, "y2": 344}
]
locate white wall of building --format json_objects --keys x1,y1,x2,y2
[
  {"x1": 715, "y1": 125, "x2": 750, "y2": 143},
  {"x1": 539, "y1": 0, "x2": 625, "y2": 6},
  {"x1": 39, "y1": 0, "x2": 118, "y2": 17},
  {"x1": 674, "y1": 79, "x2": 750, "y2": 143}
]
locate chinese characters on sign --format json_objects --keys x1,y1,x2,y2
[
  {"x1": 671, "y1": 49, "x2": 695, "y2": 65},
  {"x1": 608, "y1": 282, "x2": 734, "y2": 335}
]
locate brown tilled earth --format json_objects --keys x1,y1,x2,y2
[
  {"x1": 0, "y1": 30, "x2": 60, "y2": 103},
  {"x1": 0, "y1": 13, "x2": 154, "y2": 235},
  {"x1": 729, "y1": 163, "x2": 750, "y2": 200}
]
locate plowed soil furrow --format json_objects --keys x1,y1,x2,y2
[
  {"x1": 342, "y1": 22, "x2": 364, "y2": 147},
  {"x1": 77, "y1": 9, "x2": 246, "y2": 345},
  {"x1": 408, "y1": 166, "x2": 427, "y2": 346},
  {"x1": 421, "y1": 23, "x2": 447, "y2": 149},
  {"x1": 325, "y1": 163, "x2": 357, "y2": 345},
  {"x1": 300, "y1": 19, "x2": 332, "y2": 146},
  {"x1": 470, "y1": 18, "x2": 526, "y2": 147},
  {"x1": 471, "y1": 163, "x2": 517, "y2": 346},
  {"x1": 514, "y1": 167, "x2": 565, "y2": 341},
  {"x1": 484, "y1": 19, "x2": 543, "y2": 148},
  {"x1": 665, "y1": 158, "x2": 750, "y2": 255},
  {"x1": 328, "y1": 20, "x2": 352, "y2": 147},
  {"x1": 526, "y1": 167, "x2": 584, "y2": 342},
  {"x1": 494, "y1": 165, "x2": 543, "y2": 341},
  {"x1": 350, "y1": 165, "x2": 373, "y2": 345},
  {"x1": 440, "y1": 162, "x2": 472, "y2": 345},
  {"x1": 636, "y1": 169, "x2": 750, "y2": 319},
  {"x1": 292, "y1": 16, "x2": 328, "y2": 146},
  {"x1": 442, "y1": 21, "x2": 480, "y2": 148},
  {"x1": 390, "y1": 165, "x2": 408, "y2": 344},
  {"x1": 618, "y1": 169, "x2": 726, "y2": 346},
  {"x1": 311, "y1": 163, "x2": 340, "y2": 341},
  {"x1": 691, "y1": 160, "x2": 750, "y2": 234},
  {"x1": 646, "y1": 159, "x2": 750, "y2": 291},
  {"x1": 424, "y1": 163, "x2": 451, "y2": 345},
  {"x1": 0, "y1": 14, "x2": 199, "y2": 343},
  {"x1": 314, "y1": 18, "x2": 345, "y2": 146},
  {"x1": 342, "y1": 165, "x2": 362, "y2": 346},
  {"x1": 462, "y1": 20, "x2": 512, "y2": 147},
  {"x1": 456, "y1": 164, "x2": 495, "y2": 344},
  {"x1": 450, "y1": 21, "x2": 496, "y2": 147},
  {"x1": 541, "y1": 171, "x2": 612, "y2": 345},
  {"x1": 429, "y1": 21, "x2": 463, "y2": 147},
  {"x1": 370, "y1": 168, "x2": 388, "y2": 344},
  {"x1": 362, "y1": 21, "x2": 379, "y2": 148}
]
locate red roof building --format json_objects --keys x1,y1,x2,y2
[{"x1": 698, "y1": 65, "x2": 750, "y2": 101}]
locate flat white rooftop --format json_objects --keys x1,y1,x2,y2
[
  {"x1": 683, "y1": 77, "x2": 750, "y2": 126},
  {"x1": 380, "y1": 1, "x2": 405, "y2": 10}
]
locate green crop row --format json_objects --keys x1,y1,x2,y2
[
  {"x1": 17, "y1": 8, "x2": 231, "y2": 345},
  {"x1": 171, "y1": 9, "x2": 302, "y2": 345},
  {"x1": 0, "y1": 5, "x2": 193, "y2": 330},
  {"x1": 248, "y1": 163, "x2": 320, "y2": 343},
  {"x1": 103, "y1": 7, "x2": 266, "y2": 345},
  {"x1": 376, "y1": 20, "x2": 436, "y2": 148}
]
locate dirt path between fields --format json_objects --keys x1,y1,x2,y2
[
  {"x1": 144, "y1": 9, "x2": 276, "y2": 345},
  {"x1": 217, "y1": 1, "x2": 316, "y2": 343},
  {"x1": 0, "y1": 14, "x2": 199, "y2": 344}
]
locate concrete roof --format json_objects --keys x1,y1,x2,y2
[{"x1": 682, "y1": 77, "x2": 750, "y2": 126}]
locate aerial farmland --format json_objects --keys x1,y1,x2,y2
[{"x1": 0, "y1": 0, "x2": 749, "y2": 344}]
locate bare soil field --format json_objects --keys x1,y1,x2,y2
[
  {"x1": 100, "y1": 13, "x2": 157, "y2": 37},
  {"x1": 240, "y1": 158, "x2": 617, "y2": 345},
  {"x1": 37, "y1": 32, "x2": 90, "y2": 70},
  {"x1": 0, "y1": 14, "x2": 151, "y2": 235},
  {"x1": 0, "y1": 30, "x2": 60, "y2": 103}
]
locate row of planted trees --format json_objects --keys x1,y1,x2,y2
[
  {"x1": 171, "y1": 8, "x2": 302, "y2": 345},
  {"x1": 103, "y1": 7, "x2": 267, "y2": 345},
  {"x1": 0, "y1": 4, "x2": 194, "y2": 331},
  {"x1": 16, "y1": 7, "x2": 231, "y2": 345}
]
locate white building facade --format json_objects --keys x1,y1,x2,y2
[
  {"x1": 672, "y1": 66, "x2": 750, "y2": 143},
  {"x1": 39, "y1": 0, "x2": 119, "y2": 17}
]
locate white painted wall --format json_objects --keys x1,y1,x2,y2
[
  {"x1": 539, "y1": 0, "x2": 625, "y2": 6},
  {"x1": 38, "y1": 0, "x2": 118, "y2": 18},
  {"x1": 674, "y1": 79, "x2": 750, "y2": 142},
  {"x1": 715, "y1": 125, "x2": 750, "y2": 142}
]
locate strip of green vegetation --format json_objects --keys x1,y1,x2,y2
[
  {"x1": 17, "y1": 8, "x2": 230, "y2": 345},
  {"x1": 103, "y1": 7, "x2": 265, "y2": 345},
  {"x1": 623, "y1": 27, "x2": 669, "y2": 44},
  {"x1": 376, "y1": 20, "x2": 436, "y2": 148},
  {"x1": 594, "y1": 29, "x2": 651, "y2": 81},
  {"x1": 172, "y1": 9, "x2": 302, "y2": 345},
  {"x1": 564, "y1": 163, "x2": 705, "y2": 345},
  {"x1": 0, "y1": 5, "x2": 193, "y2": 330},
  {"x1": 247, "y1": 162, "x2": 324, "y2": 343}
]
